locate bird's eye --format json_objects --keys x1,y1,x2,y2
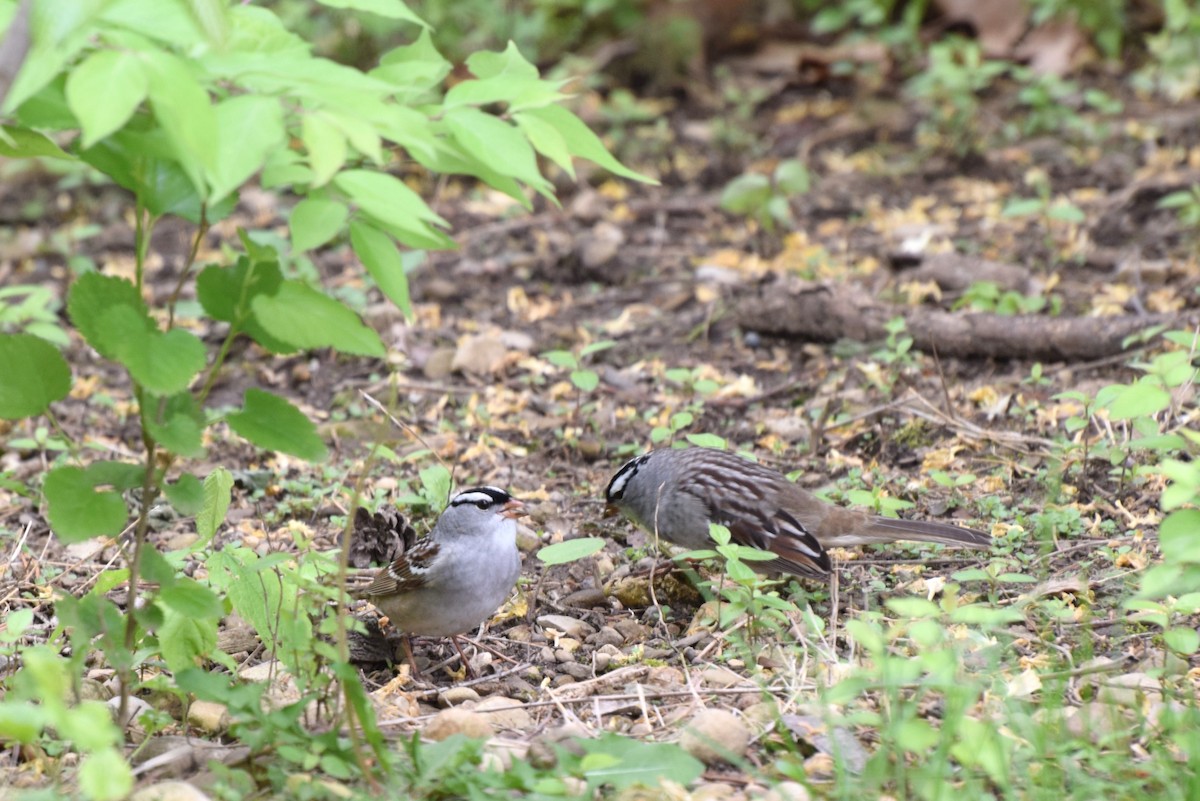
[{"x1": 475, "y1": 501, "x2": 489, "y2": 509}]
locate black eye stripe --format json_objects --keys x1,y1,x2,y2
[
  {"x1": 450, "y1": 486, "x2": 511, "y2": 508},
  {"x1": 606, "y1": 454, "x2": 650, "y2": 501}
]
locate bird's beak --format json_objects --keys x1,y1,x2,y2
[
  {"x1": 500, "y1": 498, "x2": 527, "y2": 520},
  {"x1": 603, "y1": 503, "x2": 619, "y2": 519}
]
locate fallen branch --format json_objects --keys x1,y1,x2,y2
[{"x1": 736, "y1": 283, "x2": 1191, "y2": 361}]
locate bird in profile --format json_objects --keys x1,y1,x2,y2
[{"x1": 604, "y1": 447, "x2": 989, "y2": 579}]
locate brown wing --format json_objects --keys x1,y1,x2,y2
[
  {"x1": 358, "y1": 539, "x2": 439, "y2": 598},
  {"x1": 714, "y1": 503, "x2": 833, "y2": 580}
]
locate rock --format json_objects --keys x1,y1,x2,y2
[
  {"x1": 451, "y1": 335, "x2": 509, "y2": 375},
  {"x1": 424, "y1": 708, "x2": 492, "y2": 741},
  {"x1": 594, "y1": 626, "x2": 624, "y2": 647},
  {"x1": 691, "y1": 782, "x2": 737, "y2": 800},
  {"x1": 537, "y1": 614, "x2": 596, "y2": 640},
  {"x1": 699, "y1": 665, "x2": 752, "y2": 689},
  {"x1": 647, "y1": 667, "x2": 686, "y2": 687},
  {"x1": 611, "y1": 619, "x2": 649, "y2": 643},
  {"x1": 130, "y1": 781, "x2": 212, "y2": 801},
  {"x1": 758, "y1": 782, "x2": 812, "y2": 801},
  {"x1": 609, "y1": 576, "x2": 652, "y2": 608},
  {"x1": 559, "y1": 661, "x2": 592, "y2": 680},
  {"x1": 423, "y1": 346, "x2": 457, "y2": 380},
  {"x1": 563, "y1": 588, "x2": 609, "y2": 609},
  {"x1": 556, "y1": 637, "x2": 582, "y2": 655},
  {"x1": 186, "y1": 701, "x2": 229, "y2": 734},
  {"x1": 1096, "y1": 672, "x2": 1163, "y2": 706},
  {"x1": 438, "y1": 686, "x2": 481, "y2": 707},
  {"x1": 679, "y1": 709, "x2": 750, "y2": 765},
  {"x1": 474, "y1": 696, "x2": 532, "y2": 730}
]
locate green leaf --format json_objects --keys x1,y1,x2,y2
[
  {"x1": 579, "y1": 734, "x2": 704, "y2": 793},
  {"x1": 158, "y1": 607, "x2": 218, "y2": 673},
  {"x1": 291, "y1": 196, "x2": 349, "y2": 252},
  {"x1": 0, "y1": 125, "x2": 72, "y2": 159},
  {"x1": 570, "y1": 369, "x2": 599, "y2": 392},
  {"x1": 67, "y1": 273, "x2": 148, "y2": 359},
  {"x1": 420, "y1": 464, "x2": 452, "y2": 511},
  {"x1": 519, "y1": 104, "x2": 656, "y2": 184},
  {"x1": 97, "y1": 305, "x2": 206, "y2": 395},
  {"x1": 145, "y1": 392, "x2": 205, "y2": 457},
  {"x1": 1001, "y1": 197, "x2": 1044, "y2": 217},
  {"x1": 538, "y1": 538, "x2": 605, "y2": 566},
  {"x1": 252, "y1": 280, "x2": 385, "y2": 357},
  {"x1": 163, "y1": 473, "x2": 204, "y2": 517},
  {"x1": 374, "y1": 30, "x2": 451, "y2": 96},
  {"x1": 197, "y1": 467, "x2": 233, "y2": 545},
  {"x1": 444, "y1": 108, "x2": 549, "y2": 194},
  {"x1": 44, "y1": 465, "x2": 129, "y2": 542},
  {"x1": 208, "y1": 548, "x2": 286, "y2": 651},
  {"x1": 465, "y1": 42, "x2": 540, "y2": 80},
  {"x1": 0, "y1": 702, "x2": 45, "y2": 744},
  {"x1": 144, "y1": 50, "x2": 217, "y2": 195},
  {"x1": 774, "y1": 159, "x2": 810, "y2": 195},
  {"x1": 720, "y1": 173, "x2": 771, "y2": 215},
  {"x1": 1046, "y1": 202, "x2": 1085, "y2": 223},
  {"x1": 349, "y1": 220, "x2": 412, "y2": 317},
  {"x1": 196, "y1": 258, "x2": 291, "y2": 353},
  {"x1": 1103, "y1": 378, "x2": 1171, "y2": 420},
  {"x1": 226, "y1": 388, "x2": 328, "y2": 461},
  {"x1": 66, "y1": 50, "x2": 148, "y2": 147},
  {"x1": 302, "y1": 112, "x2": 347, "y2": 187},
  {"x1": 1160, "y1": 510, "x2": 1200, "y2": 565},
  {"x1": 209, "y1": 95, "x2": 285, "y2": 203},
  {"x1": 0, "y1": 333, "x2": 70, "y2": 419},
  {"x1": 685, "y1": 433, "x2": 726, "y2": 449},
  {"x1": 316, "y1": 0, "x2": 429, "y2": 27},
  {"x1": 885, "y1": 597, "x2": 941, "y2": 618},
  {"x1": 333, "y1": 169, "x2": 448, "y2": 245},
  {"x1": 77, "y1": 746, "x2": 134, "y2": 801},
  {"x1": 160, "y1": 579, "x2": 224, "y2": 618},
  {"x1": 1164, "y1": 626, "x2": 1200, "y2": 655}
]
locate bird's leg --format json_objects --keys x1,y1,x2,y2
[
  {"x1": 399, "y1": 635, "x2": 423, "y2": 680},
  {"x1": 449, "y1": 636, "x2": 477, "y2": 679}
]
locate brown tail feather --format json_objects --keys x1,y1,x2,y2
[{"x1": 825, "y1": 516, "x2": 991, "y2": 549}]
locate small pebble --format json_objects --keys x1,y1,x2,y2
[{"x1": 680, "y1": 709, "x2": 750, "y2": 766}]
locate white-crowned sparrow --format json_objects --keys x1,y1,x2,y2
[
  {"x1": 604, "y1": 447, "x2": 990, "y2": 579},
  {"x1": 356, "y1": 486, "x2": 525, "y2": 650}
]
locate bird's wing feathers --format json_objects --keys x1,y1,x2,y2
[
  {"x1": 709, "y1": 500, "x2": 833, "y2": 579},
  {"x1": 359, "y1": 539, "x2": 439, "y2": 597}
]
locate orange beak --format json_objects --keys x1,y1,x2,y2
[
  {"x1": 603, "y1": 503, "x2": 619, "y2": 519},
  {"x1": 500, "y1": 498, "x2": 526, "y2": 520}
]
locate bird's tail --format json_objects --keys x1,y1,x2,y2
[{"x1": 830, "y1": 516, "x2": 992, "y2": 549}]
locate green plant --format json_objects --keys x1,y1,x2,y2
[
  {"x1": 955, "y1": 280, "x2": 1062, "y2": 316},
  {"x1": 1026, "y1": 0, "x2": 1125, "y2": 59},
  {"x1": 905, "y1": 36, "x2": 1008, "y2": 156},
  {"x1": 720, "y1": 158, "x2": 811, "y2": 237},
  {"x1": 684, "y1": 523, "x2": 799, "y2": 650},
  {"x1": 1134, "y1": 0, "x2": 1200, "y2": 100},
  {"x1": 0, "y1": 285, "x2": 70, "y2": 346},
  {"x1": 1001, "y1": 169, "x2": 1087, "y2": 228},
  {"x1": 1006, "y1": 68, "x2": 1121, "y2": 142},
  {"x1": 0, "y1": 1, "x2": 648, "y2": 794},
  {"x1": 801, "y1": 0, "x2": 928, "y2": 63},
  {"x1": 1157, "y1": 184, "x2": 1200, "y2": 229}
]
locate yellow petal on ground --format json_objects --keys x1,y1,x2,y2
[
  {"x1": 899, "y1": 280, "x2": 942, "y2": 305},
  {"x1": 716, "y1": 374, "x2": 759, "y2": 399},
  {"x1": 921, "y1": 446, "x2": 964, "y2": 472},
  {"x1": 969, "y1": 385, "x2": 1001, "y2": 407},
  {"x1": 1007, "y1": 668, "x2": 1043, "y2": 699},
  {"x1": 979, "y1": 474, "x2": 1005, "y2": 493}
]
